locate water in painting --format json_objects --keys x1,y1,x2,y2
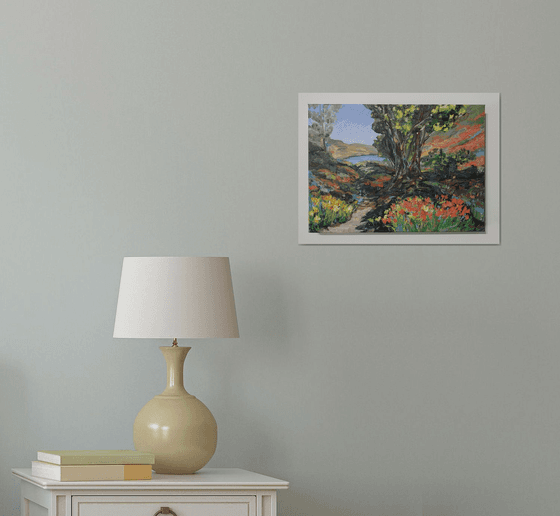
[{"x1": 308, "y1": 103, "x2": 486, "y2": 233}]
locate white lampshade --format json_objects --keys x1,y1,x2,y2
[{"x1": 113, "y1": 257, "x2": 239, "y2": 339}]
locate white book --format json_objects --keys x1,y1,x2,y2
[{"x1": 37, "y1": 449, "x2": 155, "y2": 466}]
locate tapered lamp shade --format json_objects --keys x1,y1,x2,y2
[{"x1": 113, "y1": 257, "x2": 239, "y2": 339}]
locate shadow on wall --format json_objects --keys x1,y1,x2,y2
[
  {"x1": 206, "y1": 339, "x2": 279, "y2": 471},
  {"x1": 205, "y1": 260, "x2": 298, "y2": 470},
  {"x1": 234, "y1": 260, "x2": 299, "y2": 359},
  {"x1": 0, "y1": 363, "x2": 31, "y2": 516}
]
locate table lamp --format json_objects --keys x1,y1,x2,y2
[{"x1": 113, "y1": 257, "x2": 239, "y2": 474}]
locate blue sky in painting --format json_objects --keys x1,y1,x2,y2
[
  {"x1": 308, "y1": 104, "x2": 378, "y2": 145},
  {"x1": 330, "y1": 104, "x2": 378, "y2": 145}
]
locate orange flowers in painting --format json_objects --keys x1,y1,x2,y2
[{"x1": 380, "y1": 195, "x2": 474, "y2": 232}]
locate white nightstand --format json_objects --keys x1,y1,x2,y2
[{"x1": 12, "y1": 467, "x2": 289, "y2": 516}]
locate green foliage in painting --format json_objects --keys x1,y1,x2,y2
[
  {"x1": 423, "y1": 148, "x2": 474, "y2": 177},
  {"x1": 363, "y1": 104, "x2": 467, "y2": 181}
]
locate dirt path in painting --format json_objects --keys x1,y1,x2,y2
[{"x1": 319, "y1": 205, "x2": 372, "y2": 234}]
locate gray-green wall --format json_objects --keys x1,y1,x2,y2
[{"x1": 2, "y1": 1, "x2": 559, "y2": 515}]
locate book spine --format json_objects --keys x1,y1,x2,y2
[{"x1": 123, "y1": 464, "x2": 152, "y2": 480}]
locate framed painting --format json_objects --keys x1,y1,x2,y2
[{"x1": 298, "y1": 93, "x2": 500, "y2": 244}]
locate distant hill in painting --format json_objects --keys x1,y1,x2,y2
[{"x1": 327, "y1": 140, "x2": 378, "y2": 160}]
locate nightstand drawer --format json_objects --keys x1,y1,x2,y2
[{"x1": 72, "y1": 496, "x2": 256, "y2": 516}]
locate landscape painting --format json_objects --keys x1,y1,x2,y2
[{"x1": 298, "y1": 93, "x2": 500, "y2": 244}]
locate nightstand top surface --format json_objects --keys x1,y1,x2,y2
[{"x1": 12, "y1": 467, "x2": 289, "y2": 491}]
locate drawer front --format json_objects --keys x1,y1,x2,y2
[{"x1": 72, "y1": 495, "x2": 256, "y2": 516}]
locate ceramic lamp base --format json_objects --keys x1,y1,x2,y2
[{"x1": 133, "y1": 346, "x2": 217, "y2": 474}]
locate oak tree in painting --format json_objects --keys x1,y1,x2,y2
[
  {"x1": 363, "y1": 104, "x2": 466, "y2": 184},
  {"x1": 307, "y1": 102, "x2": 486, "y2": 234}
]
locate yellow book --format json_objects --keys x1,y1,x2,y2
[
  {"x1": 31, "y1": 461, "x2": 152, "y2": 481},
  {"x1": 37, "y1": 450, "x2": 155, "y2": 465}
]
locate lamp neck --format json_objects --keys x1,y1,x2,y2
[{"x1": 159, "y1": 346, "x2": 191, "y2": 396}]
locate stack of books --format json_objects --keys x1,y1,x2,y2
[{"x1": 31, "y1": 450, "x2": 155, "y2": 481}]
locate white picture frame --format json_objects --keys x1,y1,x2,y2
[{"x1": 298, "y1": 93, "x2": 500, "y2": 245}]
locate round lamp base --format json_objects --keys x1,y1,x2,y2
[{"x1": 133, "y1": 346, "x2": 217, "y2": 475}]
